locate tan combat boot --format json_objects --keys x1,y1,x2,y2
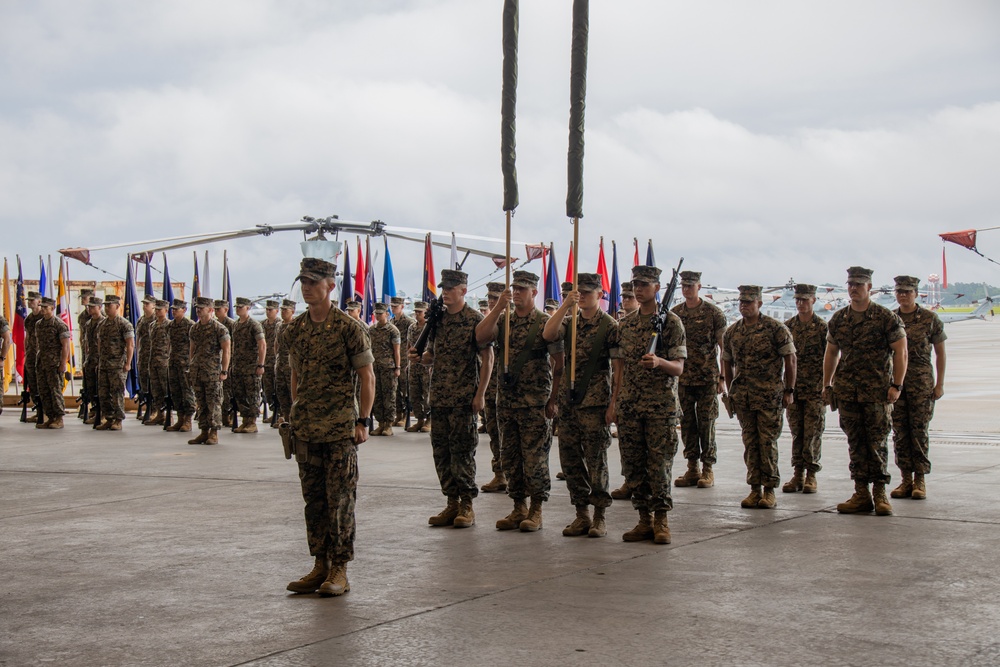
[
  {"x1": 610, "y1": 481, "x2": 631, "y2": 500},
  {"x1": 318, "y1": 562, "x2": 350, "y2": 597},
  {"x1": 652, "y1": 510, "x2": 671, "y2": 544},
  {"x1": 496, "y1": 499, "x2": 528, "y2": 531},
  {"x1": 205, "y1": 428, "x2": 219, "y2": 445},
  {"x1": 188, "y1": 430, "x2": 209, "y2": 445},
  {"x1": 453, "y1": 497, "x2": 476, "y2": 528},
  {"x1": 165, "y1": 417, "x2": 183, "y2": 432},
  {"x1": 405, "y1": 418, "x2": 424, "y2": 433},
  {"x1": 428, "y1": 497, "x2": 460, "y2": 527},
  {"x1": 371, "y1": 424, "x2": 384, "y2": 436},
  {"x1": 782, "y1": 468, "x2": 804, "y2": 493},
  {"x1": 271, "y1": 415, "x2": 284, "y2": 429},
  {"x1": 837, "y1": 481, "x2": 874, "y2": 514},
  {"x1": 890, "y1": 472, "x2": 913, "y2": 499},
  {"x1": 562, "y1": 506, "x2": 591, "y2": 537},
  {"x1": 419, "y1": 418, "x2": 431, "y2": 433},
  {"x1": 46, "y1": 416, "x2": 65, "y2": 429},
  {"x1": 674, "y1": 459, "x2": 701, "y2": 487},
  {"x1": 911, "y1": 473, "x2": 927, "y2": 500},
  {"x1": 221, "y1": 412, "x2": 232, "y2": 428},
  {"x1": 39, "y1": 418, "x2": 53, "y2": 429},
  {"x1": 178, "y1": 415, "x2": 192, "y2": 433},
  {"x1": 519, "y1": 497, "x2": 543, "y2": 532},
  {"x1": 741, "y1": 485, "x2": 763, "y2": 508},
  {"x1": 622, "y1": 510, "x2": 653, "y2": 542},
  {"x1": 242, "y1": 418, "x2": 258, "y2": 434},
  {"x1": 757, "y1": 487, "x2": 777, "y2": 509},
  {"x1": 393, "y1": 416, "x2": 406, "y2": 427},
  {"x1": 480, "y1": 472, "x2": 507, "y2": 493},
  {"x1": 380, "y1": 425, "x2": 393, "y2": 436},
  {"x1": 286, "y1": 557, "x2": 330, "y2": 593},
  {"x1": 149, "y1": 410, "x2": 165, "y2": 426},
  {"x1": 233, "y1": 418, "x2": 247, "y2": 433},
  {"x1": 697, "y1": 463, "x2": 715, "y2": 488},
  {"x1": 873, "y1": 483, "x2": 893, "y2": 516},
  {"x1": 588, "y1": 506, "x2": 607, "y2": 538},
  {"x1": 83, "y1": 415, "x2": 96, "y2": 425},
  {"x1": 109, "y1": 419, "x2": 122, "y2": 431},
  {"x1": 802, "y1": 470, "x2": 818, "y2": 494}
]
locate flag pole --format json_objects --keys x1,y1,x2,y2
[{"x1": 504, "y1": 210, "x2": 512, "y2": 379}]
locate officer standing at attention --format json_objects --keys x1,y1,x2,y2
[
  {"x1": 145, "y1": 299, "x2": 171, "y2": 426},
  {"x1": 284, "y1": 258, "x2": 374, "y2": 598},
  {"x1": 232, "y1": 297, "x2": 266, "y2": 434},
  {"x1": 411, "y1": 269, "x2": 493, "y2": 529},
  {"x1": 478, "y1": 282, "x2": 506, "y2": 490},
  {"x1": 188, "y1": 296, "x2": 231, "y2": 445},
  {"x1": 404, "y1": 301, "x2": 433, "y2": 434},
  {"x1": 890, "y1": 275, "x2": 946, "y2": 501},
  {"x1": 369, "y1": 303, "x2": 400, "y2": 436},
  {"x1": 82, "y1": 296, "x2": 104, "y2": 425},
  {"x1": 22, "y1": 292, "x2": 43, "y2": 424},
  {"x1": 723, "y1": 285, "x2": 797, "y2": 510},
  {"x1": 672, "y1": 271, "x2": 728, "y2": 489},
  {"x1": 76, "y1": 288, "x2": 93, "y2": 420},
  {"x1": 783, "y1": 284, "x2": 828, "y2": 494},
  {"x1": 94, "y1": 295, "x2": 135, "y2": 432},
  {"x1": 136, "y1": 295, "x2": 156, "y2": 423},
  {"x1": 824, "y1": 267, "x2": 907, "y2": 517},
  {"x1": 33, "y1": 297, "x2": 72, "y2": 429},
  {"x1": 476, "y1": 271, "x2": 564, "y2": 533},
  {"x1": 164, "y1": 299, "x2": 196, "y2": 434},
  {"x1": 390, "y1": 296, "x2": 414, "y2": 428}
]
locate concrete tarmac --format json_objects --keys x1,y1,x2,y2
[{"x1": 2, "y1": 320, "x2": 998, "y2": 666}]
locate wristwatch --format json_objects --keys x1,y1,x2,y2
[
  {"x1": 783, "y1": 387, "x2": 795, "y2": 395},
  {"x1": 220, "y1": 370, "x2": 228, "y2": 376},
  {"x1": 356, "y1": 416, "x2": 373, "y2": 429},
  {"x1": 890, "y1": 382, "x2": 902, "y2": 391}
]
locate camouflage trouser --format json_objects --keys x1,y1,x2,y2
[
  {"x1": 485, "y1": 394, "x2": 501, "y2": 474},
  {"x1": 617, "y1": 411, "x2": 678, "y2": 513},
  {"x1": 138, "y1": 360, "x2": 150, "y2": 401},
  {"x1": 787, "y1": 398, "x2": 824, "y2": 473},
  {"x1": 298, "y1": 440, "x2": 358, "y2": 564},
  {"x1": 498, "y1": 405, "x2": 552, "y2": 502},
  {"x1": 678, "y1": 383, "x2": 719, "y2": 464},
  {"x1": 430, "y1": 407, "x2": 479, "y2": 498},
  {"x1": 231, "y1": 373, "x2": 261, "y2": 419},
  {"x1": 558, "y1": 405, "x2": 612, "y2": 509},
  {"x1": 167, "y1": 363, "x2": 195, "y2": 416},
  {"x1": 395, "y1": 362, "x2": 410, "y2": 416},
  {"x1": 83, "y1": 364, "x2": 99, "y2": 410},
  {"x1": 892, "y1": 391, "x2": 934, "y2": 475},
  {"x1": 839, "y1": 400, "x2": 892, "y2": 484},
  {"x1": 192, "y1": 374, "x2": 223, "y2": 430},
  {"x1": 262, "y1": 367, "x2": 276, "y2": 416},
  {"x1": 373, "y1": 367, "x2": 397, "y2": 426},
  {"x1": 275, "y1": 366, "x2": 292, "y2": 420},
  {"x1": 34, "y1": 361, "x2": 66, "y2": 418},
  {"x1": 221, "y1": 375, "x2": 232, "y2": 417},
  {"x1": 97, "y1": 367, "x2": 127, "y2": 421},
  {"x1": 735, "y1": 405, "x2": 782, "y2": 488},
  {"x1": 24, "y1": 358, "x2": 39, "y2": 406},
  {"x1": 408, "y1": 365, "x2": 431, "y2": 421},
  {"x1": 149, "y1": 364, "x2": 169, "y2": 413}
]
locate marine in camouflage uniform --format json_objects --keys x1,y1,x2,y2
[
  {"x1": 273, "y1": 298, "x2": 296, "y2": 427},
  {"x1": 145, "y1": 300, "x2": 171, "y2": 426},
  {"x1": 404, "y1": 301, "x2": 432, "y2": 433},
  {"x1": 368, "y1": 303, "x2": 400, "y2": 435},
  {"x1": 95, "y1": 295, "x2": 136, "y2": 430},
  {"x1": 75, "y1": 289, "x2": 93, "y2": 419},
  {"x1": 783, "y1": 284, "x2": 828, "y2": 494},
  {"x1": 671, "y1": 271, "x2": 727, "y2": 489},
  {"x1": 824, "y1": 267, "x2": 907, "y2": 517},
  {"x1": 82, "y1": 297, "x2": 105, "y2": 425},
  {"x1": 616, "y1": 265, "x2": 687, "y2": 544},
  {"x1": 476, "y1": 271, "x2": 564, "y2": 533},
  {"x1": 261, "y1": 300, "x2": 280, "y2": 425},
  {"x1": 33, "y1": 297, "x2": 72, "y2": 428},
  {"x1": 723, "y1": 285, "x2": 797, "y2": 510},
  {"x1": 22, "y1": 292, "x2": 43, "y2": 421},
  {"x1": 609, "y1": 281, "x2": 638, "y2": 499},
  {"x1": 135, "y1": 295, "x2": 156, "y2": 421},
  {"x1": 231, "y1": 297, "x2": 266, "y2": 433},
  {"x1": 284, "y1": 258, "x2": 374, "y2": 597},
  {"x1": 414, "y1": 270, "x2": 492, "y2": 528},
  {"x1": 543, "y1": 273, "x2": 621, "y2": 538},
  {"x1": 189, "y1": 297, "x2": 232, "y2": 444},
  {"x1": 214, "y1": 300, "x2": 237, "y2": 427},
  {"x1": 164, "y1": 299, "x2": 196, "y2": 433},
  {"x1": 390, "y1": 296, "x2": 415, "y2": 426},
  {"x1": 890, "y1": 275, "x2": 946, "y2": 501},
  {"x1": 345, "y1": 301, "x2": 368, "y2": 410},
  {"x1": 479, "y1": 283, "x2": 506, "y2": 491}
]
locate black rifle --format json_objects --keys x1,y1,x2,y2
[
  {"x1": 268, "y1": 391, "x2": 279, "y2": 425},
  {"x1": 230, "y1": 394, "x2": 239, "y2": 432},
  {"x1": 19, "y1": 389, "x2": 30, "y2": 422},
  {"x1": 260, "y1": 386, "x2": 269, "y2": 423},
  {"x1": 646, "y1": 257, "x2": 684, "y2": 356},
  {"x1": 412, "y1": 297, "x2": 444, "y2": 357},
  {"x1": 91, "y1": 391, "x2": 102, "y2": 429},
  {"x1": 162, "y1": 390, "x2": 174, "y2": 429},
  {"x1": 79, "y1": 379, "x2": 90, "y2": 422}
]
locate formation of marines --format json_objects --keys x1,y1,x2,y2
[{"x1": 8, "y1": 259, "x2": 950, "y2": 599}]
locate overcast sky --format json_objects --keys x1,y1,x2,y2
[{"x1": 2, "y1": 0, "x2": 999, "y2": 302}]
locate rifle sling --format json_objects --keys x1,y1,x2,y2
[
  {"x1": 505, "y1": 315, "x2": 545, "y2": 388},
  {"x1": 569, "y1": 314, "x2": 612, "y2": 405}
]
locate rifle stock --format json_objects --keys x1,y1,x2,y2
[
  {"x1": 646, "y1": 257, "x2": 684, "y2": 356},
  {"x1": 19, "y1": 390, "x2": 30, "y2": 422},
  {"x1": 162, "y1": 392, "x2": 174, "y2": 429},
  {"x1": 230, "y1": 395, "x2": 239, "y2": 432},
  {"x1": 412, "y1": 297, "x2": 443, "y2": 357}
]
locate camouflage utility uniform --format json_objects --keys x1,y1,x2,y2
[
  {"x1": 34, "y1": 316, "x2": 70, "y2": 419},
  {"x1": 135, "y1": 312, "x2": 154, "y2": 400},
  {"x1": 368, "y1": 319, "x2": 400, "y2": 428},
  {"x1": 274, "y1": 318, "x2": 293, "y2": 423},
  {"x1": 286, "y1": 306, "x2": 373, "y2": 565},
  {"x1": 167, "y1": 315, "x2": 196, "y2": 420},
  {"x1": 189, "y1": 318, "x2": 230, "y2": 431},
  {"x1": 786, "y1": 312, "x2": 828, "y2": 475},
  {"x1": 262, "y1": 315, "x2": 278, "y2": 416},
  {"x1": 148, "y1": 317, "x2": 171, "y2": 416},
  {"x1": 215, "y1": 310, "x2": 236, "y2": 421},
  {"x1": 406, "y1": 318, "x2": 431, "y2": 424},
  {"x1": 96, "y1": 314, "x2": 135, "y2": 421},
  {"x1": 392, "y1": 309, "x2": 415, "y2": 420},
  {"x1": 83, "y1": 312, "x2": 105, "y2": 416},
  {"x1": 23, "y1": 309, "x2": 42, "y2": 408},
  {"x1": 232, "y1": 315, "x2": 264, "y2": 419}
]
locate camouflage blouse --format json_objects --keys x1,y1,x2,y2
[
  {"x1": 96, "y1": 315, "x2": 135, "y2": 370},
  {"x1": 287, "y1": 306, "x2": 374, "y2": 443},
  {"x1": 368, "y1": 321, "x2": 401, "y2": 369},
  {"x1": 496, "y1": 308, "x2": 563, "y2": 409},
  {"x1": 135, "y1": 315, "x2": 155, "y2": 367},
  {"x1": 429, "y1": 305, "x2": 487, "y2": 408},
  {"x1": 84, "y1": 316, "x2": 104, "y2": 368},
  {"x1": 785, "y1": 313, "x2": 828, "y2": 400},
  {"x1": 189, "y1": 319, "x2": 230, "y2": 379},
  {"x1": 232, "y1": 317, "x2": 264, "y2": 376},
  {"x1": 274, "y1": 320, "x2": 292, "y2": 374},
  {"x1": 895, "y1": 305, "x2": 946, "y2": 397},
  {"x1": 23, "y1": 311, "x2": 42, "y2": 355},
  {"x1": 35, "y1": 316, "x2": 71, "y2": 367},
  {"x1": 167, "y1": 317, "x2": 194, "y2": 365},
  {"x1": 724, "y1": 315, "x2": 795, "y2": 410},
  {"x1": 827, "y1": 302, "x2": 905, "y2": 403},
  {"x1": 672, "y1": 298, "x2": 726, "y2": 386},
  {"x1": 616, "y1": 309, "x2": 686, "y2": 419},
  {"x1": 557, "y1": 310, "x2": 620, "y2": 410},
  {"x1": 262, "y1": 319, "x2": 278, "y2": 367},
  {"x1": 148, "y1": 319, "x2": 171, "y2": 368}
]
